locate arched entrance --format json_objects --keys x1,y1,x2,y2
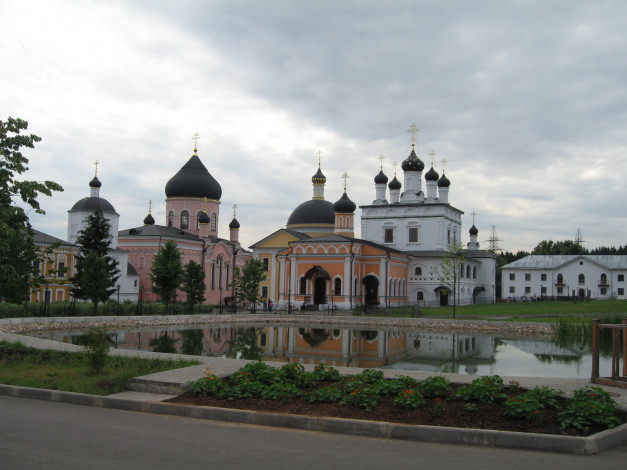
[
  {"x1": 314, "y1": 277, "x2": 327, "y2": 305},
  {"x1": 435, "y1": 287, "x2": 449, "y2": 306},
  {"x1": 363, "y1": 275, "x2": 379, "y2": 305}
]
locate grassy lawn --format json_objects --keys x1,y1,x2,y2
[
  {"x1": 363, "y1": 299, "x2": 627, "y2": 322},
  {"x1": 0, "y1": 341, "x2": 199, "y2": 395}
]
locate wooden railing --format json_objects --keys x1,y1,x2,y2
[{"x1": 591, "y1": 319, "x2": 627, "y2": 388}]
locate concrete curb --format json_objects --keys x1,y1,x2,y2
[{"x1": 1, "y1": 383, "x2": 626, "y2": 455}]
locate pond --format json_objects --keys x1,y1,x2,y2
[{"x1": 31, "y1": 323, "x2": 617, "y2": 379}]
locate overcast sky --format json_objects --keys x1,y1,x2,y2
[{"x1": 2, "y1": 0, "x2": 626, "y2": 252}]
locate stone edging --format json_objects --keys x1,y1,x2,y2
[{"x1": 1, "y1": 383, "x2": 625, "y2": 455}]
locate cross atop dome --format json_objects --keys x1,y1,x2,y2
[
  {"x1": 408, "y1": 123, "x2": 419, "y2": 146},
  {"x1": 192, "y1": 132, "x2": 200, "y2": 155},
  {"x1": 94, "y1": 160, "x2": 99, "y2": 176}
]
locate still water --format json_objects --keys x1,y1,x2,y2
[{"x1": 32, "y1": 324, "x2": 614, "y2": 379}]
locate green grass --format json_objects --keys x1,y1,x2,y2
[
  {"x1": 0, "y1": 341, "x2": 199, "y2": 395},
  {"x1": 360, "y1": 299, "x2": 627, "y2": 322}
]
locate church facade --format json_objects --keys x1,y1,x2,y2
[{"x1": 252, "y1": 129, "x2": 496, "y2": 310}]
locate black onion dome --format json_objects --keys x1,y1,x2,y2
[
  {"x1": 312, "y1": 167, "x2": 326, "y2": 184},
  {"x1": 425, "y1": 166, "x2": 439, "y2": 181},
  {"x1": 143, "y1": 213, "x2": 155, "y2": 225},
  {"x1": 374, "y1": 170, "x2": 388, "y2": 184},
  {"x1": 198, "y1": 211, "x2": 210, "y2": 225},
  {"x1": 469, "y1": 225, "x2": 478, "y2": 236},
  {"x1": 438, "y1": 173, "x2": 450, "y2": 187},
  {"x1": 165, "y1": 154, "x2": 222, "y2": 200},
  {"x1": 287, "y1": 200, "x2": 335, "y2": 226},
  {"x1": 89, "y1": 176, "x2": 102, "y2": 188},
  {"x1": 388, "y1": 176, "x2": 401, "y2": 190},
  {"x1": 333, "y1": 192, "x2": 356, "y2": 213},
  {"x1": 229, "y1": 217, "x2": 240, "y2": 229},
  {"x1": 70, "y1": 197, "x2": 116, "y2": 213},
  {"x1": 401, "y1": 148, "x2": 425, "y2": 172}
]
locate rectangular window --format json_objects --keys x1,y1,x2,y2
[
  {"x1": 262, "y1": 258, "x2": 269, "y2": 271},
  {"x1": 447, "y1": 229, "x2": 451, "y2": 244},
  {"x1": 57, "y1": 262, "x2": 66, "y2": 278},
  {"x1": 618, "y1": 288, "x2": 625, "y2": 296},
  {"x1": 525, "y1": 273, "x2": 531, "y2": 281},
  {"x1": 600, "y1": 287, "x2": 607, "y2": 295},
  {"x1": 541, "y1": 273, "x2": 547, "y2": 281},
  {"x1": 509, "y1": 273, "x2": 515, "y2": 281},
  {"x1": 619, "y1": 275, "x2": 625, "y2": 282},
  {"x1": 541, "y1": 286, "x2": 547, "y2": 294},
  {"x1": 525, "y1": 286, "x2": 531, "y2": 294},
  {"x1": 557, "y1": 287, "x2": 563, "y2": 294},
  {"x1": 509, "y1": 286, "x2": 515, "y2": 294},
  {"x1": 384, "y1": 228, "x2": 394, "y2": 243},
  {"x1": 408, "y1": 227, "x2": 418, "y2": 243},
  {"x1": 261, "y1": 286, "x2": 268, "y2": 298}
]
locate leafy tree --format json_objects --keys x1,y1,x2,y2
[
  {"x1": 182, "y1": 260, "x2": 206, "y2": 312},
  {"x1": 150, "y1": 239, "x2": 183, "y2": 313},
  {"x1": 532, "y1": 239, "x2": 588, "y2": 255},
  {"x1": 436, "y1": 240, "x2": 465, "y2": 318},
  {"x1": 0, "y1": 117, "x2": 63, "y2": 303},
  {"x1": 232, "y1": 258, "x2": 266, "y2": 313},
  {"x1": 71, "y1": 209, "x2": 120, "y2": 311}
]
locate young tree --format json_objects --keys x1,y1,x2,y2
[
  {"x1": 182, "y1": 260, "x2": 206, "y2": 312},
  {"x1": 71, "y1": 209, "x2": 120, "y2": 311},
  {"x1": 150, "y1": 239, "x2": 183, "y2": 313},
  {"x1": 232, "y1": 258, "x2": 266, "y2": 313},
  {"x1": 0, "y1": 117, "x2": 63, "y2": 303},
  {"x1": 436, "y1": 240, "x2": 465, "y2": 319}
]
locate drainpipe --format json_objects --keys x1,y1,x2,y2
[
  {"x1": 349, "y1": 241, "x2": 355, "y2": 310},
  {"x1": 386, "y1": 252, "x2": 390, "y2": 310}
]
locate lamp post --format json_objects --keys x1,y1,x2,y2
[{"x1": 116, "y1": 284, "x2": 121, "y2": 314}]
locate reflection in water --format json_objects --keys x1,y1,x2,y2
[{"x1": 33, "y1": 323, "x2": 617, "y2": 379}]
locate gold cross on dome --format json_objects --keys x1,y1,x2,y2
[
  {"x1": 94, "y1": 160, "x2": 99, "y2": 176},
  {"x1": 192, "y1": 132, "x2": 200, "y2": 150},
  {"x1": 148, "y1": 200, "x2": 152, "y2": 214},
  {"x1": 429, "y1": 150, "x2": 436, "y2": 166},
  {"x1": 393, "y1": 161, "x2": 398, "y2": 176},
  {"x1": 203, "y1": 197, "x2": 208, "y2": 211},
  {"x1": 233, "y1": 204, "x2": 238, "y2": 218},
  {"x1": 471, "y1": 210, "x2": 477, "y2": 225},
  {"x1": 378, "y1": 154, "x2": 385, "y2": 170},
  {"x1": 317, "y1": 150, "x2": 323, "y2": 167},
  {"x1": 440, "y1": 157, "x2": 448, "y2": 172},
  {"x1": 342, "y1": 172, "x2": 349, "y2": 190},
  {"x1": 408, "y1": 123, "x2": 419, "y2": 146}
]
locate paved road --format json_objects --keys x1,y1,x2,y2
[{"x1": 1, "y1": 396, "x2": 626, "y2": 470}]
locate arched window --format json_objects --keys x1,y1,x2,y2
[
  {"x1": 300, "y1": 277, "x2": 307, "y2": 295},
  {"x1": 218, "y1": 257, "x2": 223, "y2": 289},
  {"x1": 210, "y1": 213, "x2": 217, "y2": 232},
  {"x1": 181, "y1": 211, "x2": 189, "y2": 229},
  {"x1": 460, "y1": 264, "x2": 464, "y2": 277},
  {"x1": 417, "y1": 292, "x2": 424, "y2": 301},
  {"x1": 557, "y1": 273, "x2": 564, "y2": 284},
  {"x1": 334, "y1": 278, "x2": 342, "y2": 296},
  {"x1": 196, "y1": 211, "x2": 203, "y2": 229},
  {"x1": 466, "y1": 265, "x2": 471, "y2": 278},
  {"x1": 354, "y1": 277, "x2": 358, "y2": 296},
  {"x1": 226, "y1": 264, "x2": 230, "y2": 288},
  {"x1": 168, "y1": 211, "x2": 174, "y2": 227},
  {"x1": 600, "y1": 273, "x2": 607, "y2": 284},
  {"x1": 578, "y1": 274, "x2": 585, "y2": 284},
  {"x1": 139, "y1": 256, "x2": 145, "y2": 269},
  {"x1": 211, "y1": 262, "x2": 216, "y2": 290},
  {"x1": 414, "y1": 267, "x2": 422, "y2": 276},
  {"x1": 473, "y1": 266, "x2": 477, "y2": 279}
]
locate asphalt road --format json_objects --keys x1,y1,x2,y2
[{"x1": 1, "y1": 395, "x2": 626, "y2": 470}]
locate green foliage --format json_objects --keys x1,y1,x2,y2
[
  {"x1": 305, "y1": 386, "x2": 343, "y2": 404},
  {"x1": 232, "y1": 258, "x2": 266, "y2": 313},
  {"x1": 311, "y1": 363, "x2": 341, "y2": 381},
  {"x1": 371, "y1": 379, "x2": 405, "y2": 396},
  {"x1": 418, "y1": 376, "x2": 453, "y2": 398},
  {"x1": 436, "y1": 240, "x2": 465, "y2": 318},
  {"x1": 148, "y1": 333, "x2": 178, "y2": 353},
  {"x1": 278, "y1": 362, "x2": 305, "y2": 380},
  {"x1": 192, "y1": 374, "x2": 227, "y2": 397},
  {"x1": 150, "y1": 240, "x2": 183, "y2": 312},
  {"x1": 341, "y1": 386, "x2": 381, "y2": 410},
  {"x1": 261, "y1": 382, "x2": 303, "y2": 401},
  {"x1": 182, "y1": 260, "x2": 205, "y2": 312},
  {"x1": 559, "y1": 386, "x2": 620, "y2": 431},
  {"x1": 230, "y1": 361, "x2": 280, "y2": 385},
  {"x1": 504, "y1": 386, "x2": 561, "y2": 421},
  {"x1": 393, "y1": 388, "x2": 426, "y2": 409},
  {"x1": 354, "y1": 369, "x2": 384, "y2": 384},
  {"x1": 455, "y1": 375, "x2": 505, "y2": 403},
  {"x1": 532, "y1": 239, "x2": 588, "y2": 255},
  {"x1": 81, "y1": 327, "x2": 110, "y2": 374},
  {"x1": 0, "y1": 117, "x2": 63, "y2": 303},
  {"x1": 71, "y1": 209, "x2": 120, "y2": 311},
  {"x1": 180, "y1": 329, "x2": 204, "y2": 355}
]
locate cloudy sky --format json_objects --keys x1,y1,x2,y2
[{"x1": 2, "y1": 0, "x2": 626, "y2": 252}]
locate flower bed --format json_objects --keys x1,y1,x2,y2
[{"x1": 166, "y1": 362, "x2": 627, "y2": 437}]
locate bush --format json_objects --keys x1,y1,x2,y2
[
  {"x1": 504, "y1": 386, "x2": 561, "y2": 421},
  {"x1": 394, "y1": 388, "x2": 426, "y2": 409},
  {"x1": 455, "y1": 375, "x2": 505, "y2": 403},
  {"x1": 82, "y1": 327, "x2": 110, "y2": 374},
  {"x1": 419, "y1": 376, "x2": 453, "y2": 398},
  {"x1": 560, "y1": 386, "x2": 620, "y2": 431}
]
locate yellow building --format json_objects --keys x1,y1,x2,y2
[{"x1": 30, "y1": 229, "x2": 79, "y2": 303}]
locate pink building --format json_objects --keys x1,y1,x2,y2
[{"x1": 118, "y1": 147, "x2": 251, "y2": 305}]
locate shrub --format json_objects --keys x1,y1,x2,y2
[
  {"x1": 231, "y1": 361, "x2": 279, "y2": 385},
  {"x1": 305, "y1": 386, "x2": 343, "y2": 404},
  {"x1": 261, "y1": 383, "x2": 303, "y2": 401},
  {"x1": 355, "y1": 369, "x2": 384, "y2": 384},
  {"x1": 455, "y1": 375, "x2": 505, "y2": 403},
  {"x1": 504, "y1": 386, "x2": 560, "y2": 421},
  {"x1": 341, "y1": 386, "x2": 381, "y2": 410},
  {"x1": 312, "y1": 363, "x2": 341, "y2": 382},
  {"x1": 393, "y1": 388, "x2": 426, "y2": 409},
  {"x1": 559, "y1": 386, "x2": 620, "y2": 431},
  {"x1": 419, "y1": 376, "x2": 453, "y2": 398},
  {"x1": 82, "y1": 327, "x2": 110, "y2": 374},
  {"x1": 192, "y1": 374, "x2": 227, "y2": 397}
]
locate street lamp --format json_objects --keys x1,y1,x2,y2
[{"x1": 116, "y1": 284, "x2": 121, "y2": 314}]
